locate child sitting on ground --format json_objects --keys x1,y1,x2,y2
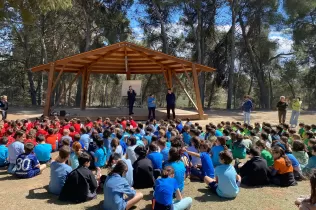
[
  {"x1": 69, "y1": 141, "x2": 82, "y2": 169},
  {"x1": 153, "y1": 166, "x2": 192, "y2": 210},
  {"x1": 256, "y1": 140, "x2": 274, "y2": 167},
  {"x1": 211, "y1": 137, "x2": 227, "y2": 167},
  {"x1": 34, "y1": 135, "x2": 52, "y2": 164},
  {"x1": 270, "y1": 146, "x2": 297, "y2": 187},
  {"x1": 232, "y1": 134, "x2": 247, "y2": 159},
  {"x1": 303, "y1": 145, "x2": 316, "y2": 177},
  {"x1": 185, "y1": 141, "x2": 215, "y2": 181},
  {"x1": 15, "y1": 143, "x2": 47, "y2": 178},
  {"x1": 295, "y1": 170, "x2": 316, "y2": 210},
  {"x1": 0, "y1": 137, "x2": 8, "y2": 167},
  {"x1": 49, "y1": 146, "x2": 72, "y2": 195},
  {"x1": 147, "y1": 143, "x2": 163, "y2": 179},
  {"x1": 292, "y1": 140, "x2": 309, "y2": 169},
  {"x1": 7, "y1": 130, "x2": 25, "y2": 174},
  {"x1": 204, "y1": 150, "x2": 241, "y2": 199}
]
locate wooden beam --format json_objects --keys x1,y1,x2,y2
[
  {"x1": 172, "y1": 72, "x2": 198, "y2": 111},
  {"x1": 44, "y1": 63, "x2": 55, "y2": 116},
  {"x1": 192, "y1": 64, "x2": 204, "y2": 120},
  {"x1": 80, "y1": 67, "x2": 88, "y2": 110},
  {"x1": 125, "y1": 46, "x2": 131, "y2": 80},
  {"x1": 51, "y1": 71, "x2": 82, "y2": 110},
  {"x1": 128, "y1": 47, "x2": 165, "y2": 69},
  {"x1": 52, "y1": 65, "x2": 65, "y2": 91},
  {"x1": 168, "y1": 69, "x2": 173, "y2": 89}
]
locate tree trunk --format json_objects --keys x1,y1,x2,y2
[
  {"x1": 248, "y1": 74, "x2": 253, "y2": 96},
  {"x1": 141, "y1": 75, "x2": 154, "y2": 102},
  {"x1": 227, "y1": 0, "x2": 236, "y2": 109},
  {"x1": 27, "y1": 69, "x2": 37, "y2": 105},
  {"x1": 239, "y1": 12, "x2": 270, "y2": 109},
  {"x1": 152, "y1": 1, "x2": 168, "y2": 54}
]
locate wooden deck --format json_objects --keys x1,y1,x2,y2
[{"x1": 55, "y1": 107, "x2": 208, "y2": 121}]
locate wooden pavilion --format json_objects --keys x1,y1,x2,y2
[{"x1": 31, "y1": 41, "x2": 215, "y2": 120}]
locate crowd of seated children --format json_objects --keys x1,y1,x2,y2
[{"x1": 1, "y1": 115, "x2": 316, "y2": 209}]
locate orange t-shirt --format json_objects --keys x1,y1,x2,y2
[
  {"x1": 46, "y1": 134, "x2": 57, "y2": 150},
  {"x1": 273, "y1": 157, "x2": 293, "y2": 174}
]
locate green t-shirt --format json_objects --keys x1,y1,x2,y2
[
  {"x1": 261, "y1": 149, "x2": 274, "y2": 167},
  {"x1": 304, "y1": 138, "x2": 310, "y2": 147},
  {"x1": 232, "y1": 142, "x2": 247, "y2": 159},
  {"x1": 299, "y1": 128, "x2": 305, "y2": 137},
  {"x1": 226, "y1": 136, "x2": 232, "y2": 149}
]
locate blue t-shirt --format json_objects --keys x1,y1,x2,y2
[
  {"x1": 95, "y1": 147, "x2": 107, "y2": 167},
  {"x1": 144, "y1": 136, "x2": 152, "y2": 145},
  {"x1": 0, "y1": 145, "x2": 8, "y2": 166},
  {"x1": 183, "y1": 132, "x2": 191, "y2": 145},
  {"x1": 147, "y1": 152, "x2": 163, "y2": 169},
  {"x1": 49, "y1": 161, "x2": 72, "y2": 195},
  {"x1": 200, "y1": 152, "x2": 215, "y2": 178},
  {"x1": 79, "y1": 134, "x2": 91, "y2": 150},
  {"x1": 215, "y1": 130, "x2": 223, "y2": 137},
  {"x1": 120, "y1": 139, "x2": 127, "y2": 155},
  {"x1": 69, "y1": 153, "x2": 79, "y2": 169},
  {"x1": 215, "y1": 164, "x2": 239, "y2": 198},
  {"x1": 286, "y1": 153, "x2": 300, "y2": 167},
  {"x1": 154, "y1": 177, "x2": 178, "y2": 205},
  {"x1": 136, "y1": 140, "x2": 145, "y2": 146},
  {"x1": 176, "y1": 123, "x2": 183, "y2": 132},
  {"x1": 15, "y1": 153, "x2": 40, "y2": 178},
  {"x1": 166, "y1": 132, "x2": 171, "y2": 141},
  {"x1": 211, "y1": 145, "x2": 225, "y2": 167},
  {"x1": 34, "y1": 143, "x2": 52, "y2": 162},
  {"x1": 166, "y1": 141, "x2": 171, "y2": 148},
  {"x1": 164, "y1": 161, "x2": 186, "y2": 192},
  {"x1": 160, "y1": 147, "x2": 170, "y2": 162}
]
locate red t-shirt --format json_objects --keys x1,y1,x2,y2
[
  {"x1": 74, "y1": 124, "x2": 81, "y2": 133},
  {"x1": 130, "y1": 120, "x2": 137, "y2": 128},
  {"x1": 24, "y1": 139, "x2": 37, "y2": 146},
  {"x1": 46, "y1": 134, "x2": 58, "y2": 150},
  {"x1": 6, "y1": 136, "x2": 15, "y2": 146},
  {"x1": 37, "y1": 129, "x2": 48, "y2": 137},
  {"x1": 69, "y1": 132, "x2": 78, "y2": 140},
  {"x1": 85, "y1": 122, "x2": 93, "y2": 128}
]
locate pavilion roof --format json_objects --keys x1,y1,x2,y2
[{"x1": 31, "y1": 41, "x2": 215, "y2": 74}]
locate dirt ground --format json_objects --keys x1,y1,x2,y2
[{"x1": 0, "y1": 109, "x2": 315, "y2": 210}]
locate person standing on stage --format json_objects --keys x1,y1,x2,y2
[
  {"x1": 0, "y1": 95, "x2": 8, "y2": 121},
  {"x1": 127, "y1": 86, "x2": 136, "y2": 116},
  {"x1": 166, "y1": 88, "x2": 176, "y2": 120},
  {"x1": 147, "y1": 94, "x2": 156, "y2": 120}
]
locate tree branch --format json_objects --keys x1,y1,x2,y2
[{"x1": 269, "y1": 53, "x2": 294, "y2": 62}]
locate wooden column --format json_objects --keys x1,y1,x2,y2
[
  {"x1": 167, "y1": 69, "x2": 173, "y2": 89},
  {"x1": 80, "y1": 67, "x2": 88, "y2": 110},
  {"x1": 125, "y1": 47, "x2": 131, "y2": 80},
  {"x1": 192, "y1": 64, "x2": 204, "y2": 119},
  {"x1": 44, "y1": 63, "x2": 55, "y2": 116}
]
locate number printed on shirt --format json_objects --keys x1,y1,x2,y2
[{"x1": 16, "y1": 158, "x2": 31, "y2": 171}]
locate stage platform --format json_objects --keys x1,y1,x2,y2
[{"x1": 55, "y1": 107, "x2": 208, "y2": 121}]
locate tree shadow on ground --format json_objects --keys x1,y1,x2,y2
[
  {"x1": 194, "y1": 188, "x2": 236, "y2": 203},
  {"x1": 25, "y1": 186, "x2": 70, "y2": 205},
  {"x1": 0, "y1": 173, "x2": 18, "y2": 181}
]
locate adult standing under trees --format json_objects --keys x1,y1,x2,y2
[
  {"x1": 166, "y1": 89, "x2": 176, "y2": 120},
  {"x1": 127, "y1": 86, "x2": 136, "y2": 116},
  {"x1": 242, "y1": 95, "x2": 253, "y2": 125},
  {"x1": 290, "y1": 97, "x2": 302, "y2": 128},
  {"x1": 0, "y1": 96, "x2": 8, "y2": 121},
  {"x1": 277, "y1": 96, "x2": 289, "y2": 124}
]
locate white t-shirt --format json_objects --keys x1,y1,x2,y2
[{"x1": 126, "y1": 145, "x2": 138, "y2": 164}]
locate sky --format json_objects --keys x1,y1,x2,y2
[{"x1": 126, "y1": 0, "x2": 293, "y2": 55}]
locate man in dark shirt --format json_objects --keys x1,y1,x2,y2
[
  {"x1": 236, "y1": 147, "x2": 270, "y2": 186},
  {"x1": 166, "y1": 89, "x2": 176, "y2": 120},
  {"x1": 0, "y1": 95, "x2": 8, "y2": 121},
  {"x1": 127, "y1": 86, "x2": 136, "y2": 115},
  {"x1": 276, "y1": 96, "x2": 288, "y2": 124}
]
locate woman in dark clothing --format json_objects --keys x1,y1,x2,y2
[
  {"x1": 127, "y1": 86, "x2": 136, "y2": 116},
  {"x1": 132, "y1": 145, "x2": 155, "y2": 189},
  {"x1": 276, "y1": 96, "x2": 288, "y2": 124},
  {"x1": 59, "y1": 152, "x2": 98, "y2": 203}
]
